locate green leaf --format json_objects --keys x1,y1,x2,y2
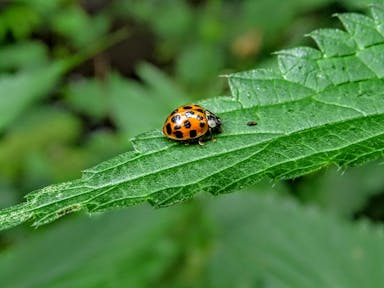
[
  {"x1": 63, "y1": 78, "x2": 109, "y2": 120},
  {"x1": 0, "y1": 41, "x2": 48, "y2": 71},
  {"x1": 0, "y1": 206, "x2": 183, "y2": 288},
  {"x1": 2, "y1": 192, "x2": 384, "y2": 287},
  {"x1": 51, "y1": 5, "x2": 110, "y2": 48},
  {"x1": 295, "y1": 161, "x2": 384, "y2": 217},
  {"x1": 0, "y1": 106, "x2": 82, "y2": 181},
  {"x1": 206, "y1": 193, "x2": 384, "y2": 288},
  {"x1": 2, "y1": 4, "x2": 384, "y2": 230},
  {"x1": 0, "y1": 26, "x2": 130, "y2": 134},
  {"x1": 0, "y1": 4, "x2": 41, "y2": 41},
  {"x1": 0, "y1": 61, "x2": 68, "y2": 133}
]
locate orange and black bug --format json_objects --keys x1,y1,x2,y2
[{"x1": 162, "y1": 104, "x2": 222, "y2": 144}]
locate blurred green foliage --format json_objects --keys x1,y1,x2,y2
[{"x1": 1, "y1": 0, "x2": 384, "y2": 287}]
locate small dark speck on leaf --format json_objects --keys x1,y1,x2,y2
[{"x1": 247, "y1": 121, "x2": 258, "y2": 126}]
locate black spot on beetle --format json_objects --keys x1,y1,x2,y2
[
  {"x1": 185, "y1": 111, "x2": 195, "y2": 117},
  {"x1": 183, "y1": 105, "x2": 192, "y2": 109},
  {"x1": 200, "y1": 122, "x2": 205, "y2": 128},
  {"x1": 184, "y1": 120, "x2": 191, "y2": 128},
  {"x1": 171, "y1": 114, "x2": 181, "y2": 123},
  {"x1": 174, "y1": 125, "x2": 182, "y2": 130},
  {"x1": 196, "y1": 115, "x2": 203, "y2": 120},
  {"x1": 189, "y1": 130, "x2": 197, "y2": 138},
  {"x1": 166, "y1": 123, "x2": 172, "y2": 134},
  {"x1": 174, "y1": 131, "x2": 184, "y2": 139},
  {"x1": 196, "y1": 108, "x2": 204, "y2": 113},
  {"x1": 170, "y1": 109, "x2": 178, "y2": 116}
]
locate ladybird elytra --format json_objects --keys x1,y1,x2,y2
[{"x1": 162, "y1": 104, "x2": 222, "y2": 144}]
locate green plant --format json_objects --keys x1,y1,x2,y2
[{"x1": 1, "y1": 3, "x2": 384, "y2": 231}]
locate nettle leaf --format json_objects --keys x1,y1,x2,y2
[
  {"x1": 0, "y1": 27, "x2": 129, "y2": 134},
  {"x1": 2, "y1": 4, "x2": 384, "y2": 230},
  {"x1": 0, "y1": 61, "x2": 68, "y2": 132},
  {"x1": 0, "y1": 206, "x2": 182, "y2": 288},
  {"x1": 2, "y1": 193, "x2": 384, "y2": 288}
]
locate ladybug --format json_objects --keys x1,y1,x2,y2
[{"x1": 162, "y1": 104, "x2": 222, "y2": 144}]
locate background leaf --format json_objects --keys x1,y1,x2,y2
[
  {"x1": 206, "y1": 192, "x2": 384, "y2": 288},
  {"x1": 294, "y1": 161, "x2": 384, "y2": 217},
  {"x1": 0, "y1": 61, "x2": 68, "y2": 133},
  {"x1": 0, "y1": 41, "x2": 48, "y2": 70},
  {"x1": 1, "y1": 192, "x2": 384, "y2": 288},
  {"x1": 0, "y1": 207, "x2": 182, "y2": 288}
]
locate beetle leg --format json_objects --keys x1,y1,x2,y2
[{"x1": 208, "y1": 128, "x2": 217, "y2": 142}]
